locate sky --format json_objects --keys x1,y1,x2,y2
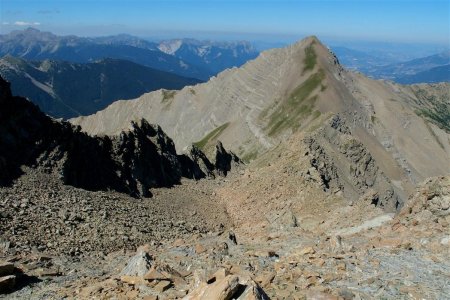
[{"x1": 0, "y1": 0, "x2": 449, "y2": 46}]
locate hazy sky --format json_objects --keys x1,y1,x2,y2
[{"x1": 0, "y1": 0, "x2": 449, "y2": 45}]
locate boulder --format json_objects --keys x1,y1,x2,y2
[
  {"x1": 120, "y1": 250, "x2": 152, "y2": 277},
  {"x1": 183, "y1": 273, "x2": 269, "y2": 300}
]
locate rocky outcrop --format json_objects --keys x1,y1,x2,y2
[
  {"x1": 109, "y1": 120, "x2": 192, "y2": 197},
  {"x1": 186, "y1": 145, "x2": 216, "y2": 178},
  {"x1": 0, "y1": 76, "x2": 239, "y2": 197},
  {"x1": 213, "y1": 141, "x2": 243, "y2": 176},
  {"x1": 305, "y1": 115, "x2": 400, "y2": 211},
  {"x1": 398, "y1": 176, "x2": 450, "y2": 223},
  {"x1": 184, "y1": 274, "x2": 269, "y2": 300}
]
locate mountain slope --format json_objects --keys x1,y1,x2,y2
[
  {"x1": 0, "y1": 56, "x2": 201, "y2": 119},
  {"x1": 0, "y1": 28, "x2": 209, "y2": 80},
  {"x1": 0, "y1": 75, "x2": 240, "y2": 197},
  {"x1": 72, "y1": 36, "x2": 450, "y2": 206},
  {"x1": 365, "y1": 51, "x2": 450, "y2": 82},
  {"x1": 395, "y1": 64, "x2": 450, "y2": 84}
]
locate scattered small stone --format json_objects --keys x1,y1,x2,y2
[
  {"x1": 195, "y1": 244, "x2": 207, "y2": 254},
  {"x1": 153, "y1": 280, "x2": 172, "y2": 293}
]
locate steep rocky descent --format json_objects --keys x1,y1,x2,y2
[
  {"x1": 0, "y1": 76, "x2": 238, "y2": 197},
  {"x1": 71, "y1": 36, "x2": 450, "y2": 205},
  {"x1": 305, "y1": 115, "x2": 400, "y2": 211},
  {"x1": 216, "y1": 113, "x2": 400, "y2": 243}
]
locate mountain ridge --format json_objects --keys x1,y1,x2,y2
[
  {"x1": 1, "y1": 35, "x2": 450, "y2": 300},
  {"x1": 335, "y1": 47, "x2": 450, "y2": 83},
  {"x1": 0, "y1": 28, "x2": 210, "y2": 80},
  {"x1": 0, "y1": 75, "x2": 238, "y2": 197},
  {"x1": 0, "y1": 28, "x2": 260, "y2": 81},
  {"x1": 71, "y1": 36, "x2": 450, "y2": 206}
]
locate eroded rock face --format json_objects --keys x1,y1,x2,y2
[
  {"x1": 214, "y1": 141, "x2": 243, "y2": 177},
  {"x1": 399, "y1": 176, "x2": 450, "y2": 222},
  {"x1": 305, "y1": 115, "x2": 400, "y2": 211},
  {"x1": 187, "y1": 145, "x2": 216, "y2": 178},
  {"x1": 120, "y1": 249, "x2": 153, "y2": 277},
  {"x1": 110, "y1": 120, "x2": 186, "y2": 197},
  {"x1": 0, "y1": 75, "x2": 240, "y2": 197},
  {"x1": 184, "y1": 274, "x2": 269, "y2": 300}
]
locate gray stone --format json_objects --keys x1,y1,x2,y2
[{"x1": 120, "y1": 250, "x2": 153, "y2": 277}]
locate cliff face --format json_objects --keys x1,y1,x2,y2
[
  {"x1": 0, "y1": 76, "x2": 238, "y2": 197},
  {"x1": 305, "y1": 115, "x2": 400, "y2": 211}
]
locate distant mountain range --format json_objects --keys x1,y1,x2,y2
[
  {"x1": 332, "y1": 46, "x2": 450, "y2": 84},
  {"x1": 395, "y1": 64, "x2": 450, "y2": 84},
  {"x1": 0, "y1": 56, "x2": 201, "y2": 119},
  {"x1": 0, "y1": 28, "x2": 259, "y2": 80},
  {"x1": 368, "y1": 52, "x2": 450, "y2": 83},
  {"x1": 331, "y1": 46, "x2": 393, "y2": 72},
  {"x1": 158, "y1": 39, "x2": 258, "y2": 75}
]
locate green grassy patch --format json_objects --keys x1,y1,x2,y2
[
  {"x1": 241, "y1": 149, "x2": 259, "y2": 163},
  {"x1": 412, "y1": 88, "x2": 450, "y2": 133},
  {"x1": 264, "y1": 70, "x2": 325, "y2": 136},
  {"x1": 193, "y1": 123, "x2": 230, "y2": 150},
  {"x1": 303, "y1": 42, "x2": 317, "y2": 73},
  {"x1": 312, "y1": 110, "x2": 321, "y2": 120},
  {"x1": 416, "y1": 107, "x2": 450, "y2": 133},
  {"x1": 161, "y1": 90, "x2": 176, "y2": 103}
]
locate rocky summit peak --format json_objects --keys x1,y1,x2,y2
[
  {"x1": 287, "y1": 35, "x2": 324, "y2": 52},
  {"x1": 24, "y1": 27, "x2": 40, "y2": 33}
]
